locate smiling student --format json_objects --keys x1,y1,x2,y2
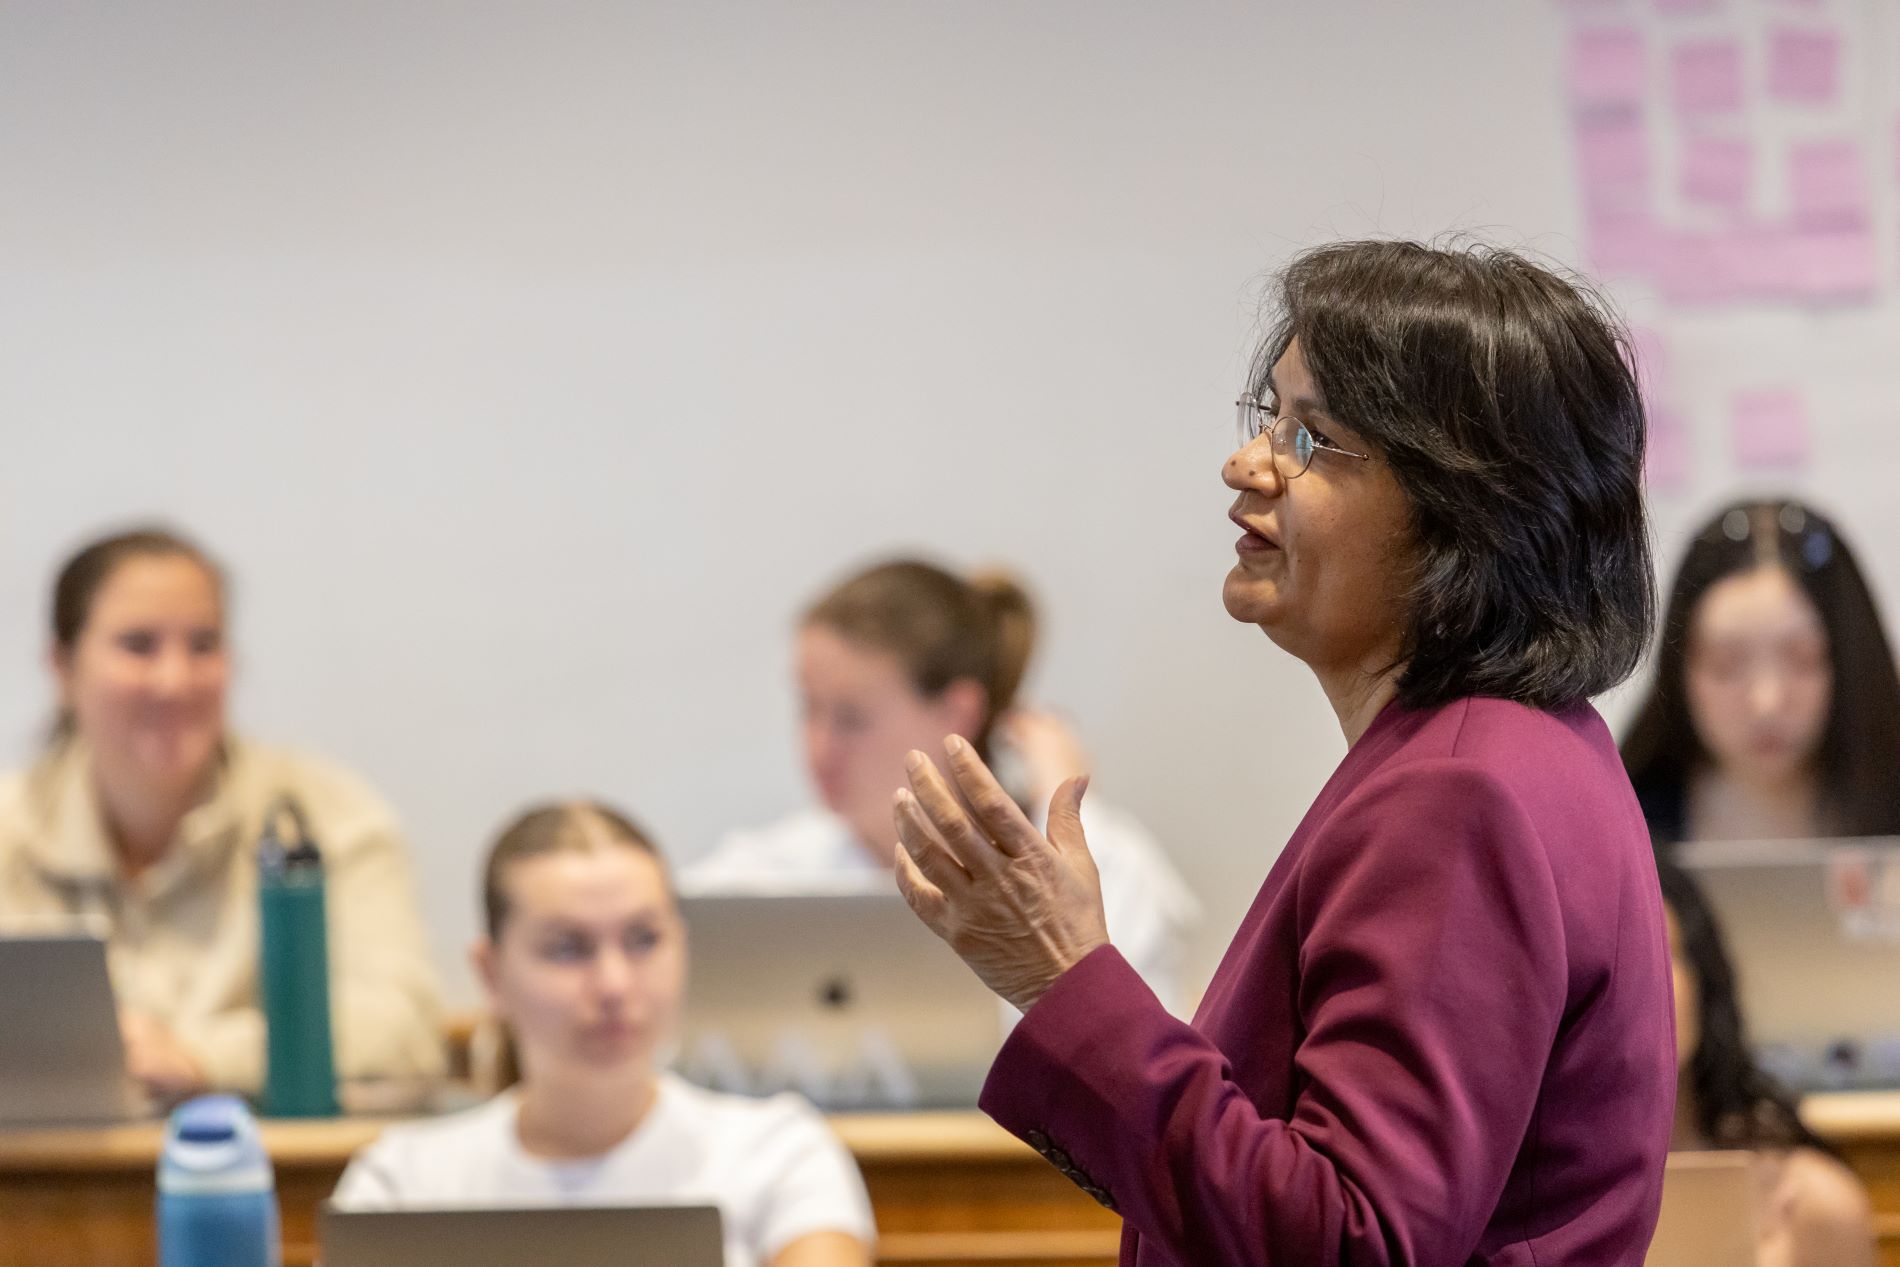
[
  {"x1": 334, "y1": 801, "x2": 875, "y2": 1267},
  {"x1": 0, "y1": 527, "x2": 442, "y2": 1100}
]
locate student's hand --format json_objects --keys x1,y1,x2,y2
[
  {"x1": 892, "y1": 735, "x2": 1110, "y2": 1013},
  {"x1": 119, "y1": 1010, "x2": 208, "y2": 1101},
  {"x1": 993, "y1": 707, "x2": 1091, "y2": 811}
]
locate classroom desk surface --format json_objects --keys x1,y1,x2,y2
[
  {"x1": 1803, "y1": 1092, "x2": 1900, "y2": 1267},
  {"x1": 0, "y1": 1110, "x2": 1124, "y2": 1267},
  {"x1": 20, "y1": 1096, "x2": 1900, "y2": 1267}
]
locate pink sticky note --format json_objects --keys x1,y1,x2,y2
[
  {"x1": 1571, "y1": 28, "x2": 1647, "y2": 109},
  {"x1": 1728, "y1": 222, "x2": 1801, "y2": 298},
  {"x1": 1789, "y1": 225, "x2": 1878, "y2": 301},
  {"x1": 1788, "y1": 139, "x2": 1869, "y2": 229},
  {"x1": 1655, "y1": 231, "x2": 1748, "y2": 304},
  {"x1": 1647, "y1": 407, "x2": 1692, "y2": 492},
  {"x1": 1682, "y1": 136, "x2": 1752, "y2": 208},
  {"x1": 1671, "y1": 41, "x2": 1744, "y2": 115},
  {"x1": 1574, "y1": 113, "x2": 1652, "y2": 215},
  {"x1": 1730, "y1": 389, "x2": 1809, "y2": 469},
  {"x1": 1767, "y1": 27, "x2": 1841, "y2": 105}
]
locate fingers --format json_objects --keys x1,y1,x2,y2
[
  {"x1": 940, "y1": 735, "x2": 1043, "y2": 856},
  {"x1": 1044, "y1": 774, "x2": 1092, "y2": 859},
  {"x1": 903, "y1": 750, "x2": 1011, "y2": 873},
  {"x1": 891, "y1": 844, "x2": 951, "y2": 935},
  {"x1": 893, "y1": 786, "x2": 974, "y2": 898}
]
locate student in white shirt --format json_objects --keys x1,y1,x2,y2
[
  {"x1": 685, "y1": 559, "x2": 1200, "y2": 1014},
  {"x1": 334, "y1": 801, "x2": 874, "y2": 1267}
]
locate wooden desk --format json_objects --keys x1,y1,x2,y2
[
  {"x1": 1805, "y1": 1092, "x2": 1900, "y2": 1267},
  {"x1": 15, "y1": 1094, "x2": 1900, "y2": 1266},
  {"x1": 0, "y1": 1112, "x2": 1121, "y2": 1267}
]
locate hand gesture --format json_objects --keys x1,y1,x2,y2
[{"x1": 892, "y1": 735, "x2": 1110, "y2": 1012}]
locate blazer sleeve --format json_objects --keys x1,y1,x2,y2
[{"x1": 979, "y1": 760, "x2": 1568, "y2": 1267}]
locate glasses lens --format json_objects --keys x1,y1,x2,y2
[{"x1": 1272, "y1": 417, "x2": 1314, "y2": 478}]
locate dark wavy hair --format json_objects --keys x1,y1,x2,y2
[
  {"x1": 1656, "y1": 853, "x2": 1832, "y2": 1153},
  {"x1": 1622, "y1": 499, "x2": 1900, "y2": 842},
  {"x1": 1253, "y1": 239, "x2": 1655, "y2": 709}
]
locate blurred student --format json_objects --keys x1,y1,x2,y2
[
  {"x1": 1623, "y1": 500, "x2": 1900, "y2": 845},
  {"x1": 1658, "y1": 855, "x2": 1875, "y2": 1267},
  {"x1": 335, "y1": 802, "x2": 875, "y2": 1267},
  {"x1": 0, "y1": 527, "x2": 442, "y2": 1100},
  {"x1": 684, "y1": 559, "x2": 1200, "y2": 1013}
]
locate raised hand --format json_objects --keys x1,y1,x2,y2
[{"x1": 891, "y1": 734, "x2": 1109, "y2": 1012}]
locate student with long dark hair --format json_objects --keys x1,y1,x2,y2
[
  {"x1": 1623, "y1": 500, "x2": 1900, "y2": 844},
  {"x1": 1656, "y1": 854, "x2": 1874, "y2": 1266}
]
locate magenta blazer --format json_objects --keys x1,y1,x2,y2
[{"x1": 981, "y1": 697, "x2": 1675, "y2": 1266}]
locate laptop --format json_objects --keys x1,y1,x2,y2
[
  {"x1": 0, "y1": 933, "x2": 140, "y2": 1126},
  {"x1": 1644, "y1": 1151, "x2": 1759, "y2": 1267},
  {"x1": 319, "y1": 1204, "x2": 723, "y2": 1267},
  {"x1": 1676, "y1": 837, "x2": 1900, "y2": 1090},
  {"x1": 674, "y1": 891, "x2": 1006, "y2": 1110}
]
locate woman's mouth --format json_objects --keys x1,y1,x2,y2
[{"x1": 1230, "y1": 511, "x2": 1282, "y2": 556}]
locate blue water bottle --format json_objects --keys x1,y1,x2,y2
[{"x1": 157, "y1": 1094, "x2": 281, "y2": 1267}]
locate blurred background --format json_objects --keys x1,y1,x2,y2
[{"x1": 1, "y1": 0, "x2": 1894, "y2": 1004}]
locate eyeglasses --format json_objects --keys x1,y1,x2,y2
[{"x1": 1234, "y1": 394, "x2": 1372, "y2": 479}]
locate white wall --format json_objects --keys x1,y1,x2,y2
[{"x1": 2, "y1": 0, "x2": 1896, "y2": 1002}]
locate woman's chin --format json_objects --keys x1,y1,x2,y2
[{"x1": 1221, "y1": 570, "x2": 1279, "y2": 626}]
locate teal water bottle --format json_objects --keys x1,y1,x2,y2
[{"x1": 257, "y1": 797, "x2": 338, "y2": 1117}]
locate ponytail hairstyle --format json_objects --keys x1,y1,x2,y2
[
  {"x1": 802, "y1": 559, "x2": 1038, "y2": 759},
  {"x1": 47, "y1": 526, "x2": 226, "y2": 745}
]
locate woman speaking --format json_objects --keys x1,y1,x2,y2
[{"x1": 891, "y1": 241, "x2": 1674, "y2": 1265}]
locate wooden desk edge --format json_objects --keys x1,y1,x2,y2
[
  {"x1": 0, "y1": 1109, "x2": 1037, "y2": 1171},
  {"x1": 1803, "y1": 1091, "x2": 1900, "y2": 1143}
]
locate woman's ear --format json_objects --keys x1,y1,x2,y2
[
  {"x1": 938, "y1": 678, "x2": 989, "y2": 740},
  {"x1": 471, "y1": 938, "x2": 504, "y2": 1012},
  {"x1": 48, "y1": 642, "x2": 76, "y2": 712}
]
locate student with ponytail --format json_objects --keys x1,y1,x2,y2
[{"x1": 685, "y1": 558, "x2": 1199, "y2": 1013}]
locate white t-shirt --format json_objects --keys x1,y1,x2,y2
[
  {"x1": 683, "y1": 801, "x2": 1201, "y2": 1016},
  {"x1": 333, "y1": 1074, "x2": 875, "y2": 1267}
]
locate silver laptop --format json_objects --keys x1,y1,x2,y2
[
  {"x1": 1644, "y1": 1151, "x2": 1759, "y2": 1267},
  {"x1": 674, "y1": 892, "x2": 1006, "y2": 1110},
  {"x1": 1677, "y1": 836, "x2": 1900, "y2": 1090},
  {"x1": 0, "y1": 933, "x2": 139, "y2": 1126},
  {"x1": 319, "y1": 1204, "x2": 723, "y2": 1267}
]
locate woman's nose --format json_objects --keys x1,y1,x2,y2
[
  {"x1": 1746, "y1": 670, "x2": 1790, "y2": 719},
  {"x1": 591, "y1": 948, "x2": 635, "y2": 999},
  {"x1": 149, "y1": 645, "x2": 193, "y2": 696},
  {"x1": 1223, "y1": 438, "x2": 1284, "y2": 495}
]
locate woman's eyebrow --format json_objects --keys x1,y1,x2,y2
[{"x1": 1262, "y1": 373, "x2": 1330, "y2": 418}]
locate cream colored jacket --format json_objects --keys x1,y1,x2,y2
[{"x1": 0, "y1": 737, "x2": 444, "y2": 1095}]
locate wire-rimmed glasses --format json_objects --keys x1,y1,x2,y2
[{"x1": 1234, "y1": 394, "x2": 1372, "y2": 479}]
